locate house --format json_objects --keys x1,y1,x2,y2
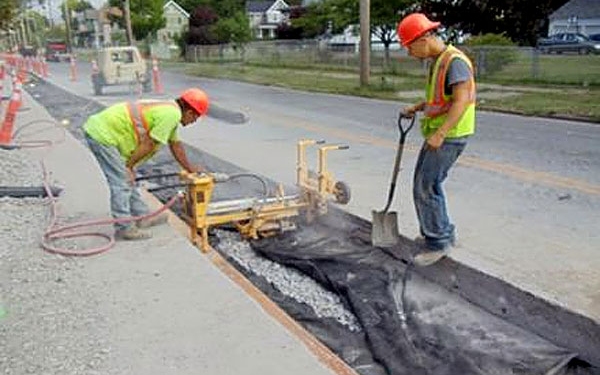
[
  {"x1": 73, "y1": 6, "x2": 123, "y2": 48},
  {"x1": 156, "y1": 0, "x2": 190, "y2": 44},
  {"x1": 327, "y1": 25, "x2": 401, "y2": 52},
  {"x1": 74, "y1": 9, "x2": 100, "y2": 48},
  {"x1": 246, "y1": 0, "x2": 290, "y2": 39},
  {"x1": 548, "y1": 0, "x2": 600, "y2": 36}
]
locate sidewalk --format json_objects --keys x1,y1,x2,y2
[{"x1": 0, "y1": 91, "x2": 354, "y2": 375}]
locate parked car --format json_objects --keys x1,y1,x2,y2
[
  {"x1": 589, "y1": 33, "x2": 600, "y2": 42},
  {"x1": 537, "y1": 33, "x2": 600, "y2": 55},
  {"x1": 45, "y1": 40, "x2": 69, "y2": 62},
  {"x1": 19, "y1": 45, "x2": 37, "y2": 57}
]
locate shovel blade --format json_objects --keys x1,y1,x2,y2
[{"x1": 371, "y1": 210, "x2": 400, "y2": 247}]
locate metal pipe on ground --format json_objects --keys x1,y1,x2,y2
[{"x1": 0, "y1": 186, "x2": 62, "y2": 198}]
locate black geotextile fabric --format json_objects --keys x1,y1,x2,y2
[
  {"x1": 25, "y1": 79, "x2": 599, "y2": 375},
  {"x1": 251, "y1": 223, "x2": 597, "y2": 375}
]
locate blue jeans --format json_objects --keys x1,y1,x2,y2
[
  {"x1": 413, "y1": 138, "x2": 467, "y2": 250},
  {"x1": 85, "y1": 135, "x2": 149, "y2": 231}
]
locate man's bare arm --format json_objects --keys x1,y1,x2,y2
[
  {"x1": 127, "y1": 133, "x2": 156, "y2": 169},
  {"x1": 169, "y1": 140, "x2": 203, "y2": 173}
]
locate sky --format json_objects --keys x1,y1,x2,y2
[{"x1": 29, "y1": 0, "x2": 107, "y2": 22}]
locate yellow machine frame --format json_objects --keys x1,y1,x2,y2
[{"x1": 180, "y1": 140, "x2": 350, "y2": 252}]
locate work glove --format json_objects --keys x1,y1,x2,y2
[{"x1": 210, "y1": 172, "x2": 230, "y2": 183}]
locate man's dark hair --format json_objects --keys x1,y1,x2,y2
[{"x1": 176, "y1": 98, "x2": 196, "y2": 114}]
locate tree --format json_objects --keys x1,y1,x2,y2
[
  {"x1": 214, "y1": 11, "x2": 251, "y2": 45},
  {"x1": 178, "y1": 0, "x2": 210, "y2": 14},
  {"x1": 186, "y1": 5, "x2": 219, "y2": 45},
  {"x1": 23, "y1": 9, "x2": 48, "y2": 47},
  {"x1": 130, "y1": 0, "x2": 165, "y2": 40},
  {"x1": 293, "y1": 0, "x2": 417, "y2": 61},
  {"x1": 211, "y1": 0, "x2": 244, "y2": 19},
  {"x1": 177, "y1": 0, "x2": 244, "y2": 17},
  {"x1": 0, "y1": 0, "x2": 19, "y2": 31},
  {"x1": 109, "y1": 0, "x2": 165, "y2": 41},
  {"x1": 370, "y1": 0, "x2": 418, "y2": 63},
  {"x1": 420, "y1": 0, "x2": 570, "y2": 46},
  {"x1": 291, "y1": 1, "x2": 352, "y2": 38}
]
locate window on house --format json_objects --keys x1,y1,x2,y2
[{"x1": 178, "y1": 17, "x2": 182, "y2": 24}]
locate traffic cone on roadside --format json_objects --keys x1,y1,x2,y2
[
  {"x1": 69, "y1": 55, "x2": 78, "y2": 81},
  {"x1": 42, "y1": 57, "x2": 49, "y2": 78},
  {"x1": 17, "y1": 67, "x2": 27, "y2": 87},
  {"x1": 0, "y1": 76, "x2": 23, "y2": 146},
  {"x1": 91, "y1": 59, "x2": 99, "y2": 77},
  {"x1": 0, "y1": 62, "x2": 5, "y2": 104},
  {"x1": 151, "y1": 57, "x2": 163, "y2": 94}
]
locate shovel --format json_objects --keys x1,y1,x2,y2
[{"x1": 371, "y1": 113, "x2": 415, "y2": 247}]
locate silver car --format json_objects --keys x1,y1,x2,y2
[{"x1": 538, "y1": 33, "x2": 600, "y2": 55}]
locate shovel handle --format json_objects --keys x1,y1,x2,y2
[
  {"x1": 397, "y1": 113, "x2": 416, "y2": 142},
  {"x1": 381, "y1": 114, "x2": 415, "y2": 213}
]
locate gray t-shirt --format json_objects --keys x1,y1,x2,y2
[{"x1": 444, "y1": 58, "x2": 472, "y2": 95}]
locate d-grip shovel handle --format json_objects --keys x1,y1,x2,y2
[{"x1": 382, "y1": 114, "x2": 416, "y2": 213}]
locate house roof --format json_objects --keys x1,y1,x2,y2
[
  {"x1": 163, "y1": 0, "x2": 190, "y2": 18},
  {"x1": 246, "y1": 1, "x2": 275, "y2": 13},
  {"x1": 549, "y1": 0, "x2": 600, "y2": 20}
]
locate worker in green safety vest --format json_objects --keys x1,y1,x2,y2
[
  {"x1": 397, "y1": 13, "x2": 476, "y2": 266},
  {"x1": 83, "y1": 88, "x2": 210, "y2": 241}
]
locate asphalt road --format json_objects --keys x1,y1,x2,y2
[{"x1": 38, "y1": 60, "x2": 600, "y2": 321}]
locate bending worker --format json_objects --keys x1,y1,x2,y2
[
  {"x1": 83, "y1": 88, "x2": 210, "y2": 241},
  {"x1": 397, "y1": 13, "x2": 476, "y2": 266}
]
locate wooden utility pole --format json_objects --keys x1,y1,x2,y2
[
  {"x1": 359, "y1": 0, "x2": 370, "y2": 86},
  {"x1": 64, "y1": 0, "x2": 73, "y2": 52},
  {"x1": 123, "y1": 0, "x2": 134, "y2": 46}
]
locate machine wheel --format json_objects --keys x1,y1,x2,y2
[
  {"x1": 92, "y1": 74, "x2": 103, "y2": 95},
  {"x1": 142, "y1": 79, "x2": 152, "y2": 93},
  {"x1": 333, "y1": 181, "x2": 351, "y2": 205}
]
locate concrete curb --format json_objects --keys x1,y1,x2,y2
[{"x1": 140, "y1": 190, "x2": 359, "y2": 375}]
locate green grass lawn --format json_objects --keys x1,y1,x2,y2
[
  {"x1": 487, "y1": 53, "x2": 600, "y2": 86},
  {"x1": 163, "y1": 58, "x2": 600, "y2": 122}
]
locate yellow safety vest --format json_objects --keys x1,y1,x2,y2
[
  {"x1": 84, "y1": 100, "x2": 180, "y2": 163},
  {"x1": 421, "y1": 45, "x2": 476, "y2": 139}
]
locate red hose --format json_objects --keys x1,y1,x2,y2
[
  {"x1": 40, "y1": 162, "x2": 183, "y2": 256},
  {"x1": 10, "y1": 120, "x2": 184, "y2": 256}
]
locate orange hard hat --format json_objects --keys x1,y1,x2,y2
[
  {"x1": 180, "y1": 88, "x2": 210, "y2": 116},
  {"x1": 397, "y1": 13, "x2": 440, "y2": 47}
]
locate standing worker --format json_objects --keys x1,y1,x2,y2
[
  {"x1": 83, "y1": 88, "x2": 210, "y2": 240},
  {"x1": 397, "y1": 13, "x2": 476, "y2": 266}
]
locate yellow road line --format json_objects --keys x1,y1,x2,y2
[{"x1": 251, "y1": 112, "x2": 600, "y2": 196}]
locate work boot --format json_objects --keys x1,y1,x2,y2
[
  {"x1": 115, "y1": 227, "x2": 152, "y2": 241},
  {"x1": 136, "y1": 212, "x2": 169, "y2": 229},
  {"x1": 413, "y1": 248, "x2": 450, "y2": 267}
]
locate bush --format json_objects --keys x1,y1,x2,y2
[{"x1": 462, "y1": 33, "x2": 518, "y2": 77}]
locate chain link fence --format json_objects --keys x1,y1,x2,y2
[{"x1": 185, "y1": 40, "x2": 600, "y2": 86}]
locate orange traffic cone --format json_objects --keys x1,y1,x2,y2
[
  {"x1": 0, "y1": 62, "x2": 5, "y2": 104},
  {"x1": 0, "y1": 76, "x2": 23, "y2": 146},
  {"x1": 91, "y1": 59, "x2": 99, "y2": 77},
  {"x1": 152, "y1": 57, "x2": 163, "y2": 94},
  {"x1": 69, "y1": 55, "x2": 78, "y2": 81},
  {"x1": 42, "y1": 57, "x2": 49, "y2": 78}
]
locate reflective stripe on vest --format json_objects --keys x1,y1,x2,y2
[
  {"x1": 424, "y1": 45, "x2": 476, "y2": 119},
  {"x1": 126, "y1": 100, "x2": 178, "y2": 143}
]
